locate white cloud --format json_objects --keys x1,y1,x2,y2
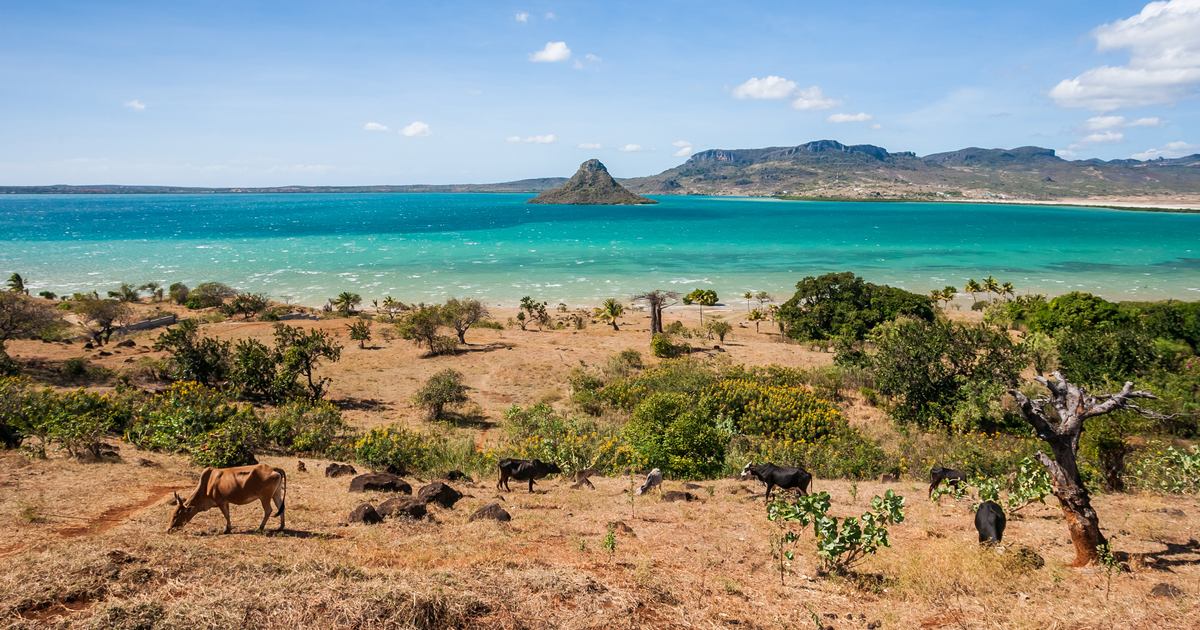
[
  {"x1": 826, "y1": 112, "x2": 873, "y2": 123},
  {"x1": 1049, "y1": 0, "x2": 1200, "y2": 111},
  {"x1": 398, "y1": 121, "x2": 433, "y2": 137},
  {"x1": 508, "y1": 135, "x2": 556, "y2": 144},
  {"x1": 545, "y1": 12, "x2": 556, "y2": 19},
  {"x1": 1131, "y1": 140, "x2": 1200, "y2": 160},
  {"x1": 585, "y1": 54, "x2": 601, "y2": 62},
  {"x1": 1077, "y1": 115, "x2": 1168, "y2": 132},
  {"x1": 673, "y1": 147, "x2": 694, "y2": 157},
  {"x1": 671, "y1": 140, "x2": 693, "y2": 147},
  {"x1": 617, "y1": 144, "x2": 643, "y2": 152},
  {"x1": 573, "y1": 60, "x2": 584, "y2": 69},
  {"x1": 577, "y1": 142, "x2": 603, "y2": 149},
  {"x1": 731, "y1": 75, "x2": 798, "y2": 99},
  {"x1": 868, "y1": 124, "x2": 884, "y2": 130},
  {"x1": 529, "y1": 41, "x2": 571, "y2": 62},
  {"x1": 1077, "y1": 131, "x2": 1125, "y2": 145},
  {"x1": 515, "y1": 12, "x2": 529, "y2": 22},
  {"x1": 363, "y1": 122, "x2": 389, "y2": 131},
  {"x1": 124, "y1": 99, "x2": 145, "y2": 111},
  {"x1": 790, "y1": 86, "x2": 841, "y2": 111}
]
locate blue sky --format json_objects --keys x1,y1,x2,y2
[{"x1": 1, "y1": 0, "x2": 1198, "y2": 186}]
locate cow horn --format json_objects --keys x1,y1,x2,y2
[{"x1": 173, "y1": 492, "x2": 182, "y2": 506}]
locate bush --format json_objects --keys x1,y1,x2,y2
[
  {"x1": 599, "y1": 357, "x2": 717, "y2": 409},
  {"x1": 623, "y1": 393, "x2": 727, "y2": 479},
  {"x1": 0, "y1": 352, "x2": 23, "y2": 377},
  {"x1": 500, "y1": 403, "x2": 640, "y2": 474},
  {"x1": 730, "y1": 430, "x2": 893, "y2": 480},
  {"x1": 651, "y1": 333, "x2": 684, "y2": 358},
  {"x1": 705, "y1": 377, "x2": 845, "y2": 443},
  {"x1": 188, "y1": 409, "x2": 263, "y2": 468},
  {"x1": 1130, "y1": 443, "x2": 1200, "y2": 493},
  {"x1": 264, "y1": 399, "x2": 350, "y2": 456},
  {"x1": 154, "y1": 319, "x2": 232, "y2": 386},
  {"x1": 168, "y1": 283, "x2": 190, "y2": 305},
  {"x1": 354, "y1": 425, "x2": 441, "y2": 472},
  {"x1": 0, "y1": 379, "x2": 131, "y2": 458},
  {"x1": 412, "y1": 369, "x2": 469, "y2": 420},
  {"x1": 125, "y1": 382, "x2": 249, "y2": 452},
  {"x1": 186, "y1": 282, "x2": 236, "y2": 309},
  {"x1": 776, "y1": 271, "x2": 935, "y2": 341}
]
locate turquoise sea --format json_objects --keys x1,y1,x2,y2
[{"x1": 1, "y1": 193, "x2": 1198, "y2": 307}]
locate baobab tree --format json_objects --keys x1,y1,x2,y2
[
  {"x1": 1009, "y1": 373, "x2": 1172, "y2": 566},
  {"x1": 631, "y1": 290, "x2": 678, "y2": 336}
]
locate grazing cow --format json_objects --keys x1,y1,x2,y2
[
  {"x1": 740, "y1": 462, "x2": 812, "y2": 503},
  {"x1": 928, "y1": 466, "x2": 968, "y2": 499},
  {"x1": 168, "y1": 463, "x2": 287, "y2": 534},
  {"x1": 635, "y1": 469, "x2": 663, "y2": 495},
  {"x1": 975, "y1": 500, "x2": 1006, "y2": 544},
  {"x1": 496, "y1": 458, "x2": 562, "y2": 493}
]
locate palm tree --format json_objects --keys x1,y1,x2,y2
[
  {"x1": 1000, "y1": 282, "x2": 1015, "y2": 302},
  {"x1": 940, "y1": 285, "x2": 957, "y2": 309},
  {"x1": 983, "y1": 276, "x2": 1000, "y2": 302},
  {"x1": 684, "y1": 289, "x2": 718, "y2": 325},
  {"x1": 595, "y1": 298, "x2": 625, "y2": 331},
  {"x1": 6, "y1": 273, "x2": 28, "y2": 295},
  {"x1": 963, "y1": 279, "x2": 983, "y2": 304},
  {"x1": 333, "y1": 291, "x2": 362, "y2": 317},
  {"x1": 742, "y1": 291, "x2": 753, "y2": 312},
  {"x1": 747, "y1": 308, "x2": 765, "y2": 333}
]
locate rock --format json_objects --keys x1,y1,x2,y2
[
  {"x1": 136, "y1": 458, "x2": 158, "y2": 468},
  {"x1": 378, "y1": 497, "x2": 428, "y2": 520},
  {"x1": 1002, "y1": 546, "x2": 1045, "y2": 572},
  {"x1": 383, "y1": 463, "x2": 411, "y2": 477},
  {"x1": 349, "y1": 473, "x2": 412, "y2": 494},
  {"x1": 297, "y1": 460, "x2": 307, "y2": 473},
  {"x1": 868, "y1": 622, "x2": 882, "y2": 630},
  {"x1": 574, "y1": 468, "x2": 601, "y2": 482},
  {"x1": 99, "y1": 351, "x2": 112, "y2": 356},
  {"x1": 115, "y1": 340, "x2": 136, "y2": 348},
  {"x1": 325, "y1": 463, "x2": 357, "y2": 478},
  {"x1": 470, "y1": 502, "x2": 512, "y2": 523},
  {"x1": 1150, "y1": 582, "x2": 1184, "y2": 599},
  {"x1": 84, "y1": 342, "x2": 94, "y2": 349},
  {"x1": 728, "y1": 486, "x2": 748, "y2": 494},
  {"x1": 349, "y1": 504, "x2": 382, "y2": 524},
  {"x1": 682, "y1": 483, "x2": 703, "y2": 490},
  {"x1": 879, "y1": 474, "x2": 899, "y2": 483},
  {"x1": 608, "y1": 521, "x2": 635, "y2": 535},
  {"x1": 661, "y1": 491, "x2": 698, "y2": 503},
  {"x1": 526, "y1": 160, "x2": 658, "y2": 206},
  {"x1": 123, "y1": 358, "x2": 134, "y2": 363},
  {"x1": 417, "y1": 481, "x2": 463, "y2": 508},
  {"x1": 570, "y1": 477, "x2": 595, "y2": 490},
  {"x1": 445, "y1": 470, "x2": 471, "y2": 482}
]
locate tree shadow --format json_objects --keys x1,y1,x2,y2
[
  {"x1": 336, "y1": 397, "x2": 391, "y2": 412},
  {"x1": 438, "y1": 410, "x2": 496, "y2": 431},
  {"x1": 268, "y1": 529, "x2": 344, "y2": 540},
  {"x1": 1129, "y1": 539, "x2": 1200, "y2": 570},
  {"x1": 455, "y1": 342, "x2": 516, "y2": 355}
]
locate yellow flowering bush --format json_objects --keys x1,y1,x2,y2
[
  {"x1": 705, "y1": 378, "x2": 845, "y2": 443},
  {"x1": 265, "y1": 398, "x2": 349, "y2": 456},
  {"x1": 125, "y1": 381, "x2": 251, "y2": 452},
  {"x1": 499, "y1": 403, "x2": 642, "y2": 474},
  {"x1": 354, "y1": 425, "x2": 441, "y2": 472}
]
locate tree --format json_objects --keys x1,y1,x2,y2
[
  {"x1": 188, "y1": 282, "x2": 237, "y2": 309},
  {"x1": 168, "y1": 282, "x2": 190, "y2": 305},
  {"x1": 683, "y1": 289, "x2": 718, "y2": 325},
  {"x1": 373, "y1": 296, "x2": 407, "y2": 321},
  {"x1": 709, "y1": 320, "x2": 732, "y2": 343},
  {"x1": 347, "y1": 320, "x2": 372, "y2": 349},
  {"x1": 332, "y1": 292, "x2": 362, "y2": 317},
  {"x1": 747, "y1": 308, "x2": 766, "y2": 333},
  {"x1": 396, "y1": 305, "x2": 457, "y2": 355},
  {"x1": 221, "y1": 292, "x2": 269, "y2": 320},
  {"x1": 1000, "y1": 282, "x2": 1016, "y2": 301},
  {"x1": 0, "y1": 293, "x2": 59, "y2": 353},
  {"x1": 983, "y1": 275, "x2": 1000, "y2": 301},
  {"x1": 230, "y1": 338, "x2": 281, "y2": 400},
  {"x1": 108, "y1": 283, "x2": 140, "y2": 302},
  {"x1": 963, "y1": 279, "x2": 983, "y2": 304},
  {"x1": 442, "y1": 297, "x2": 489, "y2": 343},
  {"x1": 139, "y1": 282, "x2": 164, "y2": 301},
  {"x1": 75, "y1": 298, "x2": 131, "y2": 345},
  {"x1": 154, "y1": 319, "x2": 232, "y2": 386},
  {"x1": 595, "y1": 298, "x2": 625, "y2": 331},
  {"x1": 273, "y1": 324, "x2": 343, "y2": 399},
  {"x1": 742, "y1": 291, "x2": 753, "y2": 312},
  {"x1": 6, "y1": 273, "x2": 29, "y2": 295},
  {"x1": 756, "y1": 291, "x2": 773, "y2": 309},
  {"x1": 518, "y1": 296, "x2": 550, "y2": 331},
  {"x1": 622, "y1": 393, "x2": 726, "y2": 479},
  {"x1": 631, "y1": 290, "x2": 679, "y2": 336},
  {"x1": 38, "y1": 291, "x2": 57, "y2": 300},
  {"x1": 1009, "y1": 374, "x2": 1171, "y2": 566},
  {"x1": 412, "y1": 368, "x2": 469, "y2": 420},
  {"x1": 775, "y1": 272, "x2": 934, "y2": 341},
  {"x1": 939, "y1": 285, "x2": 958, "y2": 309}
]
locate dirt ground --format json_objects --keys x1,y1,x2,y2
[{"x1": 6, "y1": 301, "x2": 1199, "y2": 628}]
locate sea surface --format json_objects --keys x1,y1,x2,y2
[{"x1": 1, "y1": 193, "x2": 1198, "y2": 307}]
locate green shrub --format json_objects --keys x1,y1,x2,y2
[
  {"x1": 0, "y1": 352, "x2": 22, "y2": 377},
  {"x1": 354, "y1": 425, "x2": 441, "y2": 472},
  {"x1": 499, "y1": 403, "x2": 639, "y2": 474},
  {"x1": 474, "y1": 319, "x2": 505, "y2": 330},
  {"x1": 62, "y1": 357, "x2": 89, "y2": 377},
  {"x1": 599, "y1": 357, "x2": 717, "y2": 409},
  {"x1": 265, "y1": 399, "x2": 350, "y2": 456},
  {"x1": 188, "y1": 409, "x2": 262, "y2": 468},
  {"x1": 705, "y1": 377, "x2": 844, "y2": 442},
  {"x1": 412, "y1": 369, "x2": 469, "y2": 420},
  {"x1": 125, "y1": 381, "x2": 248, "y2": 451},
  {"x1": 154, "y1": 319, "x2": 232, "y2": 387},
  {"x1": 1130, "y1": 443, "x2": 1200, "y2": 493},
  {"x1": 623, "y1": 393, "x2": 726, "y2": 479},
  {"x1": 650, "y1": 333, "x2": 681, "y2": 358}
]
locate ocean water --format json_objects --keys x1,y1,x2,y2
[{"x1": 1, "y1": 193, "x2": 1199, "y2": 307}]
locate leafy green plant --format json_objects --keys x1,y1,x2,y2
[
  {"x1": 346, "y1": 320, "x2": 372, "y2": 349},
  {"x1": 188, "y1": 409, "x2": 263, "y2": 468},
  {"x1": 1098, "y1": 538, "x2": 1121, "y2": 601},
  {"x1": 125, "y1": 381, "x2": 248, "y2": 452},
  {"x1": 354, "y1": 424, "x2": 441, "y2": 473},
  {"x1": 265, "y1": 398, "x2": 350, "y2": 456},
  {"x1": 500, "y1": 403, "x2": 640, "y2": 474},
  {"x1": 1131, "y1": 444, "x2": 1200, "y2": 493},
  {"x1": 154, "y1": 319, "x2": 232, "y2": 387},
  {"x1": 812, "y1": 490, "x2": 905, "y2": 575},
  {"x1": 413, "y1": 369, "x2": 469, "y2": 421},
  {"x1": 602, "y1": 524, "x2": 617, "y2": 561},
  {"x1": 766, "y1": 492, "x2": 827, "y2": 585},
  {"x1": 622, "y1": 393, "x2": 726, "y2": 479}
]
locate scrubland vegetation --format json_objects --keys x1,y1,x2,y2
[{"x1": 1, "y1": 271, "x2": 1199, "y2": 627}]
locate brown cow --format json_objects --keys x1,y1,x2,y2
[{"x1": 168, "y1": 463, "x2": 287, "y2": 534}]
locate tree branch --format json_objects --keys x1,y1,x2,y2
[{"x1": 1009, "y1": 389, "x2": 1057, "y2": 439}]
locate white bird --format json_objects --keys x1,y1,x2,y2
[{"x1": 636, "y1": 468, "x2": 663, "y2": 495}]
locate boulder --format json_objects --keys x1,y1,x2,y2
[
  {"x1": 661, "y1": 491, "x2": 698, "y2": 503},
  {"x1": 115, "y1": 339, "x2": 136, "y2": 348},
  {"x1": 1150, "y1": 583, "x2": 1184, "y2": 599},
  {"x1": 383, "y1": 463, "x2": 411, "y2": 477},
  {"x1": 878, "y1": 474, "x2": 899, "y2": 483},
  {"x1": 297, "y1": 460, "x2": 307, "y2": 473},
  {"x1": 573, "y1": 468, "x2": 601, "y2": 482},
  {"x1": 608, "y1": 521, "x2": 635, "y2": 535},
  {"x1": 418, "y1": 482, "x2": 463, "y2": 509},
  {"x1": 325, "y1": 463, "x2": 357, "y2": 478},
  {"x1": 445, "y1": 470, "x2": 473, "y2": 483},
  {"x1": 348, "y1": 504, "x2": 382, "y2": 525},
  {"x1": 378, "y1": 497, "x2": 428, "y2": 520},
  {"x1": 570, "y1": 477, "x2": 595, "y2": 490},
  {"x1": 470, "y1": 502, "x2": 511, "y2": 523},
  {"x1": 136, "y1": 458, "x2": 158, "y2": 468},
  {"x1": 349, "y1": 473, "x2": 412, "y2": 494}
]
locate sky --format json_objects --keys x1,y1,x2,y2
[{"x1": 1, "y1": 0, "x2": 1198, "y2": 186}]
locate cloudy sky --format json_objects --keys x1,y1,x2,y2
[{"x1": 1, "y1": 0, "x2": 1198, "y2": 186}]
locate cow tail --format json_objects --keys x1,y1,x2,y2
[{"x1": 274, "y1": 468, "x2": 287, "y2": 517}]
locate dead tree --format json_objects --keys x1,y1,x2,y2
[
  {"x1": 1009, "y1": 372, "x2": 1170, "y2": 566},
  {"x1": 630, "y1": 290, "x2": 678, "y2": 336}
]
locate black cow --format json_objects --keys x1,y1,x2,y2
[
  {"x1": 975, "y1": 500, "x2": 1006, "y2": 544},
  {"x1": 497, "y1": 458, "x2": 562, "y2": 493},
  {"x1": 740, "y1": 462, "x2": 812, "y2": 503},
  {"x1": 928, "y1": 466, "x2": 967, "y2": 499}
]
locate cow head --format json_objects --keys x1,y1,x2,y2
[
  {"x1": 546, "y1": 462, "x2": 562, "y2": 475},
  {"x1": 740, "y1": 461, "x2": 755, "y2": 479},
  {"x1": 167, "y1": 492, "x2": 198, "y2": 532}
]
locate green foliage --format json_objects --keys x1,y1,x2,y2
[
  {"x1": 1021, "y1": 331, "x2": 1058, "y2": 375},
  {"x1": 955, "y1": 457, "x2": 1051, "y2": 511},
  {"x1": 346, "y1": 320, "x2": 372, "y2": 348},
  {"x1": 186, "y1": 282, "x2": 236, "y2": 309},
  {"x1": 188, "y1": 409, "x2": 263, "y2": 468},
  {"x1": 602, "y1": 524, "x2": 617, "y2": 559},
  {"x1": 353, "y1": 425, "x2": 441, "y2": 472},
  {"x1": 413, "y1": 368, "x2": 469, "y2": 420},
  {"x1": 396, "y1": 305, "x2": 458, "y2": 355},
  {"x1": 74, "y1": 298, "x2": 131, "y2": 344},
  {"x1": 229, "y1": 339, "x2": 282, "y2": 400},
  {"x1": 6, "y1": 273, "x2": 27, "y2": 294},
  {"x1": 1056, "y1": 325, "x2": 1160, "y2": 385},
  {"x1": 124, "y1": 382, "x2": 248, "y2": 452},
  {"x1": 650, "y1": 332, "x2": 682, "y2": 358},
  {"x1": 220, "y1": 292, "x2": 269, "y2": 320},
  {"x1": 709, "y1": 320, "x2": 733, "y2": 342},
  {"x1": 766, "y1": 492, "x2": 826, "y2": 584},
  {"x1": 154, "y1": 319, "x2": 232, "y2": 386},
  {"x1": 38, "y1": 291, "x2": 57, "y2": 300},
  {"x1": 594, "y1": 298, "x2": 625, "y2": 330},
  {"x1": 1028, "y1": 292, "x2": 1132, "y2": 333},
  {"x1": 768, "y1": 490, "x2": 905, "y2": 576},
  {"x1": 705, "y1": 376, "x2": 845, "y2": 442},
  {"x1": 683, "y1": 289, "x2": 718, "y2": 306},
  {"x1": 600, "y1": 357, "x2": 717, "y2": 410},
  {"x1": 138, "y1": 282, "x2": 163, "y2": 301},
  {"x1": 442, "y1": 297, "x2": 489, "y2": 342},
  {"x1": 1130, "y1": 444, "x2": 1200, "y2": 493},
  {"x1": 866, "y1": 316, "x2": 1024, "y2": 431},
  {"x1": 499, "y1": 403, "x2": 640, "y2": 474},
  {"x1": 264, "y1": 398, "x2": 349, "y2": 456},
  {"x1": 8, "y1": 386, "x2": 130, "y2": 459},
  {"x1": 272, "y1": 323, "x2": 343, "y2": 399},
  {"x1": 622, "y1": 393, "x2": 726, "y2": 479},
  {"x1": 168, "y1": 282, "x2": 190, "y2": 305},
  {"x1": 776, "y1": 272, "x2": 934, "y2": 341},
  {"x1": 332, "y1": 291, "x2": 362, "y2": 317},
  {"x1": 107, "y1": 282, "x2": 140, "y2": 302},
  {"x1": 518, "y1": 296, "x2": 550, "y2": 330},
  {"x1": 0, "y1": 352, "x2": 21, "y2": 377}
]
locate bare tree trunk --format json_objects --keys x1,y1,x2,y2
[{"x1": 1010, "y1": 374, "x2": 1169, "y2": 566}]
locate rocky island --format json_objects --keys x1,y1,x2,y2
[{"x1": 526, "y1": 159, "x2": 657, "y2": 205}]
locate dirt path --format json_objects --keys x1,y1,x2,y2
[{"x1": 56, "y1": 485, "x2": 179, "y2": 538}]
